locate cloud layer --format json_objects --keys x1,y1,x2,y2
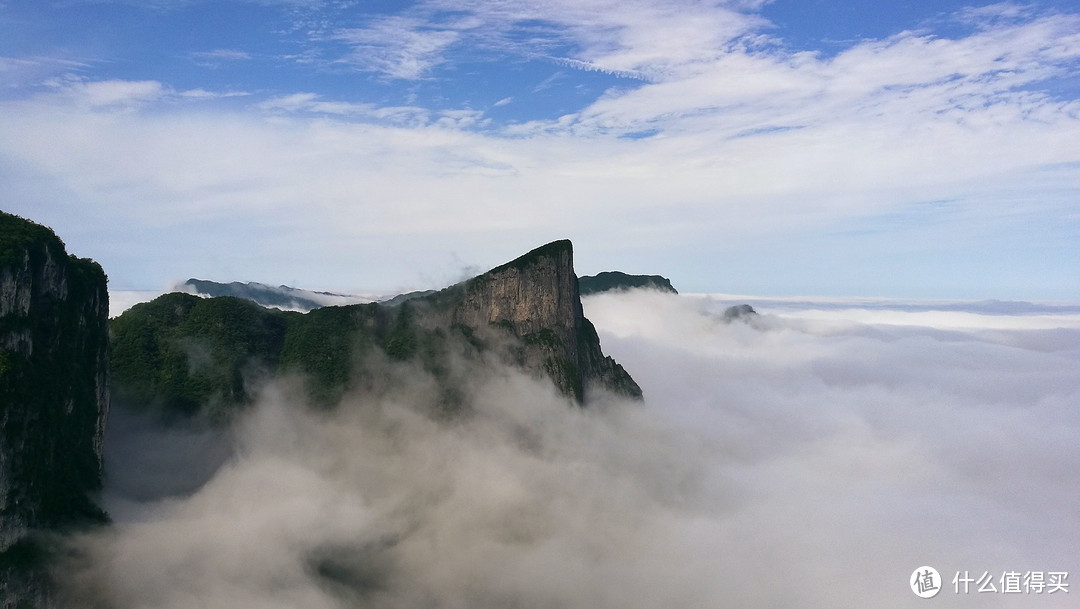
[
  {"x1": 1, "y1": 1, "x2": 1078, "y2": 297},
  {"x1": 57, "y1": 292, "x2": 1080, "y2": 608}
]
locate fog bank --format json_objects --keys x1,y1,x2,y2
[{"x1": 60, "y1": 292, "x2": 1080, "y2": 608}]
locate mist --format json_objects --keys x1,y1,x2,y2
[{"x1": 58, "y1": 292, "x2": 1080, "y2": 608}]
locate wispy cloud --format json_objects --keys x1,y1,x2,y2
[
  {"x1": 52, "y1": 77, "x2": 167, "y2": 108},
  {"x1": 956, "y1": 1, "x2": 1038, "y2": 27},
  {"x1": 257, "y1": 91, "x2": 431, "y2": 125},
  {"x1": 0, "y1": 55, "x2": 92, "y2": 90},
  {"x1": 536, "y1": 11, "x2": 1080, "y2": 139},
  {"x1": 37, "y1": 76, "x2": 252, "y2": 109},
  {"x1": 178, "y1": 88, "x2": 252, "y2": 100},
  {"x1": 531, "y1": 70, "x2": 566, "y2": 93},
  {"x1": 314, "y1": 0, "x2": 765, "y2": 82},
  {"x1": 189, "y1": 48, "x2": 253, "y2": 68},
  {"x1": 332, "y1": 16, "x2": 469, "y2": 80}
]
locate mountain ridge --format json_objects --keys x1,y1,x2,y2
[
  {"x1": 579, "y1": 271, "x2": 677, "y2": 295},
  {"x1": 181, "y1": 278, "x2": 372, "y2": 311},
  {"x1": 111, "y1": 239, "x2": 641, "y2": 415}
]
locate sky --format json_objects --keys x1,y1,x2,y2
[
  {"x1": 1, "y1": 0, "x2": 1079, "y2": 299},
  {"x1": 56, "y1": 292, "x2": 1080, "y2": 608}
]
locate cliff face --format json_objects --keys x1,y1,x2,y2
[
  {"x1": 0, "y1": 212, "x2": 110, "y2": 556},
  {"x1": 434, "y1": 240, "x2": 640, "y2": 401}
]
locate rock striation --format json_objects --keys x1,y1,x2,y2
[
  {"x1": 427, "y1": 240, "x2": 640, "y2": 401},
  {"x1": 0, "y1": 211, "x2": 110, "y2": 603}
]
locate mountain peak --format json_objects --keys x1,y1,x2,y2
[
  {"x1": 423, "y1": 238, "x2": 639, "y2": 401},
  {"x1": 486, "y1": 239, "x2": 573, "y2": 276}
]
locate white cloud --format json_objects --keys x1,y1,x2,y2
[
  {"x1": 191, "y1": 49, "x2": 253, "y2": 61},
  {"x1": 36, "y1": 76, "x2": 254, "y2": 108},
  {"x1": 55, "y1": 78, "x2": 166, "y2": 108},
  {"x1": 436, "y1": 108, "x2": 489, "y2": 130},
  {"x1": 2, "y1": 71, "x2": 1076, "y2": 294},
  {"x1": 189, "y1": 48, "x2": 254, "y2": 68},
  {"x1": 957, "y1": 2, "x2": 1038, "y2": 26},
  {"x1": 319, "y1": 0, "x2": 765, "y2": 81},
  {"x1": 256, "y1": 92, "x2": 431, "y2": 124},
  {"x1": 257, "y1": 91, "x2": 366, "y2": 114},
  {"x1": 179, "y1": 88, "x2": 251, "y2": 99},
  {"x1": 1, "y1": 4, "x2": 1079, "y2": 296},
  {"x1": 332, "y1": 16, "x2": 467, "y2": 79},
  {"x1": 56, "y1": 293, "x2": 1080, "y2": 608},
  {"x1": 553, "y1": 12, "x2": 1080, "y2": 138}
]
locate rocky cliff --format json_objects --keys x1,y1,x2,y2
[
  {"x1": 111, "y1": 239, "x2": 640, "y2": 415},
  {"x1": 425, "y1": 240, "x2": 640, "y2": 400},
  {"x1": 0, "y1": 211, "x2": 110, "y2": 603}
]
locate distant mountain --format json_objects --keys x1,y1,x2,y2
[
  {"x1": 113, "y1": 240, "x2": 641, "y2": 415},
  {"x1": 182, "y1": 279, "x2": 371, "y2": 312},
  {"x1": 579, "y1": 271, "x2": 677, "y2": 295},
  {"x1": 182, "y1": 279, "x2": 465, "y2": 312}
]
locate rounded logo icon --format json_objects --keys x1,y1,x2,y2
[{"x1": 911, "y1": 566, "x2": 942, "y2": 598}]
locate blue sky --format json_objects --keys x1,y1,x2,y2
[{"x1": 1, "y1": 0, "x2": 1079, "y2": 299}]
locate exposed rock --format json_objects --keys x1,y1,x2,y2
[
  {"x1": 579, "y1": 271, "x2": 677, "y2": 295},
  {"x1": 424, "y1": 240, "x2": 640, "y2": 401},
  {"x1": 722, "y1": 304, "x2": 757, "y2": 322},
  {"x1": 110, "y1": 239, "x2": 641, "y2": 415},
  {"x1": 0, "y1": 211, "x2": 110, "y2": 606}
]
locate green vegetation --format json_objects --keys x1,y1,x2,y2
[
  {"x1": 383, "y1": 303, "x2": 418, "y2": 361},
  {"x1": 111, "y1": 294, "x2": 484, "y2": 413},
  {"x1": 381, "y1": 289, "x2": 437, "y2": 307},
  {"x1": 0, "y1": 211, "x2": 65, "y2": 270},
  {"x1": 110, "y1": 293, "x2": 291, "y2": 417},
  {"x1": 0, "y1": 537, "x2": 46, "y2": 573},
  {"x1": 522, "y1": 328, "x2": 563, "y2": 350},
  {"x1": 545, "y1": 355, "x2": 583, "y2": 403},
  {"x1": 487, "y1": 239, "x2": 572, "y2": 275},
  {"x1": 1, "y1": 212, "x2": 110, "y2": 531},
  {"x1": 278, "y1": 305, "x2": 372, "y2": 405}
]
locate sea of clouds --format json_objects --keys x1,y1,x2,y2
[{"x1": 62, "y1": 291, "x2": 1080, "y2": 608}]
